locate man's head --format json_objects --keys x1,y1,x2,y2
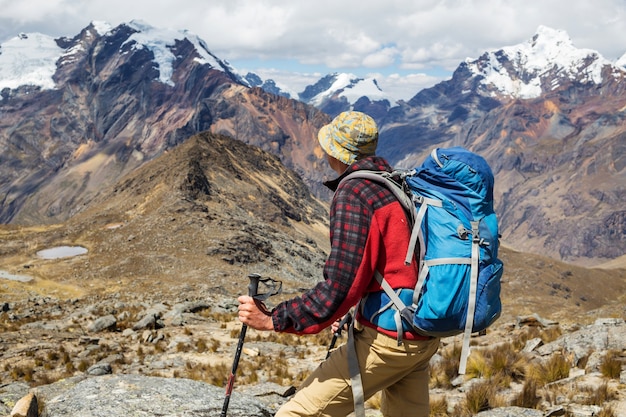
[{"x1": 318, "y1": 111, "x2": 378, "y2": 166}]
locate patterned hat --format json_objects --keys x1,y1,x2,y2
[{"x1": 318, "y1": 111, "x2": 378, "y2": 165}]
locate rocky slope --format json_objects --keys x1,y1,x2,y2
[{"x1": 1, "y1": 131, "x2": 625, "y2": 417}]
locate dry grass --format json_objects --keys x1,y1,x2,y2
[
  {"x1": 465, "y1": 342, "x2": 526, "y2": 383},
  {"x1": 600, "y1": 350, "x2": 622, "y2": 379},
  {"x1": 511, "y1": 379, "x2": 540, "y2": 409},
  {"x1": 430, "y1": 343, "x2": 461, "y2": 389},
  {"x1": 526, "y1": 353, "x2": 571, "y2": 386},
  {"x1": 510, "y1": 324, "x2": 563, "y2": 351},
  {"x1": 596, "y1": 405, "x2": 618, "y2": 417},
  {"x1": 457, "y1": 380, "x2": 496, "y2": 416},
  {"x1": 429, "y1": 396, "x2": 449, "y2": 417},
  {"x1": 580, "y1": 382, "x2": 617, "y2": 406}
]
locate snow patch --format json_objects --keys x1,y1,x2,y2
[
  {"x1": 0, "y1": 32, "x2": 63, "y2": 92},
  {"x1": 91, "y1": 21, "x2": 112, "y2": 36}
]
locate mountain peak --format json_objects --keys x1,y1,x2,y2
[
  {"x1": 530, "y1": 25, "x2": 571, "y2": 48},
  {"x1": 464, "y1": 25, "x2": 621, "y2": 99},
  {"x1": 0, "y1": 21, "x2": 249, "y2": 95},
  {"x1": 295, "y1": 72, "x2": 391, "y2": 116}
]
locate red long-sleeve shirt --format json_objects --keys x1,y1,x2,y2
[{"x1": 271, "y1": 156, "x2": 427, "y2": 341}]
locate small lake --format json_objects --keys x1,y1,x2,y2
[
  {"x1": 36, "y1": 246, "x2": 88, "y2": 260},
  {"x1": 0, "y1": 270, "x2": 33, "y2": 282}
]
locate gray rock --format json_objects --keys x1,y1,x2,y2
[
  {"x1": 86, "y1": 315, "x2": 117, "y2": 333},
  {"x1": 133, "y1": 311, "x2": 165, "y2": 330},
  {"x1": 537, "y1": 320, "x2": 626, "y2": 364},
  {"x1": 476, "y1": 406, "x2": 544, "y2": 416},
  {"x1": 86, "y1": 363, "x2": 112, "y2": 376},
  {"x1": 522, "y1": 337, "x2": 543, "y2": 353},
  {"x1": 516, "y1": 314, "x2": 558, "y2": 328},
  {"x1": 0, "y1": 383, "x2": 31, "y2": 416},
  {"x1": 565, "y1": 404, "x2": 602, "y2": 417},
  {"x1": 165, "y1": 301, "x2": 211, "y2": 318},
  {"x1": 36, "y1": 374, "x2": 273, "y2": 417}
]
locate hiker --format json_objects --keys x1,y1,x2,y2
[{"x1": 237, "y1": 111, "x2": 440, "y2": 417}]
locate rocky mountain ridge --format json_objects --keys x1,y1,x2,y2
[{"x1": 0, "y1": 20, "x2": 334, "y2": 225}]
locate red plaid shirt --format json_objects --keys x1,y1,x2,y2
[{"x1": 271, "y1": 156, "x2": 426, "y2": 340}]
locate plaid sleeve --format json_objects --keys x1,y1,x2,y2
[{"x1": 271, "y1": 178, "x2": 374, "y2": 334}]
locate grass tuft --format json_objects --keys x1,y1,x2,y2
[
  {"x1": 511, "y1": 379, "x2": 540, "y2": 408},
  {"x1": 600, "y1": 350, "x2": 622, "y2": 379}
]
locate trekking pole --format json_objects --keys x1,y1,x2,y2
[
  {"x1": 326, "y1": 312, "x2": 352, "y2": 359},
  {"x1": 221, "y1": 273, "x2": 260, "y2": 417},
  {"x1": 221, "y1": 273, "x2": 282, "y2": 417}
]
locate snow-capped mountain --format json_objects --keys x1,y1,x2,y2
[
  {"x1": 1, "y1": 21, "x2": 625, "y2": 266},
  {"x1": 295, "y1": 72, "x2": 392, "y2": 117},
  {"x1": 0, "y1": 20, "x2": 332, "y2": 224},
  {"x1": 463, "y1": 25, "x2": 621, "y2": 99},
  {"x1": 0, "y1": 32, "x2": 61, "y2": 91},
  {"x1": 0, "y1": 20, "x2": 249, "y2": 95},
  {"x1": 381, "y1": 25, "x2": 626, "y2": 265},
  {"x1": 244, "y1": 71, "x2": 394, "y2": 117},
  {"x1": 616, "y1": 52, "x2": 626, "y2": 69},
  {"x1": 244, "y1": 72, "x2": 291, "y2": 98},
  {"x1": 299, "y1": 72, "x2": 389, "y2": 106}
]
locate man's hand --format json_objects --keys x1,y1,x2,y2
[
  {"x1": 237, "y1": 295, "x2": 274, "y2": 331},
  {"x1": 330, "y1": 313, "x2": 352, "y2": 335}
]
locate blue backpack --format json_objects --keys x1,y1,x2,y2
[{"x1": 343, "y1": 147, "x2": 503, "y2": 374}]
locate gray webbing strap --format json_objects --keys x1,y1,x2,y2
[
  {"x1": 431, "y1": 148, "x2": 443, "y2": 167},
  {"x1": 404, "y1": 195, "x2": 442, "y2": 265},
  {"x1": 364, "y1": 295, "x2": 395, "y2": 325},
  {"x1": 341, "y1": 171, "x2": 413, "y2": 215},
  {"x1": 458, "y1": 221, "x2": 481, "y2": 375},
  {"x1": 374, "y1": 271, "x2": 407, "y2": 345},
  {"x1": 411, "y1": 257, "x2": 472, "y2": 306},
  {"x1": 347, "y1": 321, "x2": 366, "y2": 417}
]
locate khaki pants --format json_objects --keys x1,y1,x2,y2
[{"x1": 275, "y1": 326, "x2": 440, "y2": 417}]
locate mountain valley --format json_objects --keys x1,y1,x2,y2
[{"x1": 0, "y1": 20, "x2": 625, "y2": 417}]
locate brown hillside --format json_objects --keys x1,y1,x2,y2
[{"x1": 0, "y1": 132, "x2": 624, "y2": 326}]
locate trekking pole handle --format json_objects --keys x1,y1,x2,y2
[
  {"x1": 326, "y1": 312, "x2": 352, "y2": 359},
  {"x1": 248, "y1": 273, "x2": 261, "y2": 297},
  {"x1": 334, "y1": 313, "x2": 352, "y2": 337}
]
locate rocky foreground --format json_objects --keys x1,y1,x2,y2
[{"x1": 1, "y1": 292, "x2": 625, "y2": 417}]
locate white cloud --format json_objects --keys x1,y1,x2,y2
[
  {"x1": 1, "y1": 0, "x2": 625, "y2": 101},
  {"x1": 362, "y1": 47, "x2": 398, "y2": 68},
  {"x1": 372, "y1": 72, "x2": 444, "y2": 102}
]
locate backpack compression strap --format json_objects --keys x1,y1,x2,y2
[
  {"x1": 403, "y1": 193, "x2": 442, "y2": 266},
  {"x1": 458, "y1": 220, "x2": 481, "y2": 374},
  {"x1": 372, "y1": 271, "x2": 408, "y2": 345},
  {"x1": 347, "y1": 320, "x2": 366, "y2": 417}
]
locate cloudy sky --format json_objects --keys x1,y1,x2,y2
[{"x1": 1, "y1": 0, "x2": 625, "y2": 101}]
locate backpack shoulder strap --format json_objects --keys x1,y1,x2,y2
[{"x1": 340, "y1": 170, "x2": 414, "y2": 216}]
